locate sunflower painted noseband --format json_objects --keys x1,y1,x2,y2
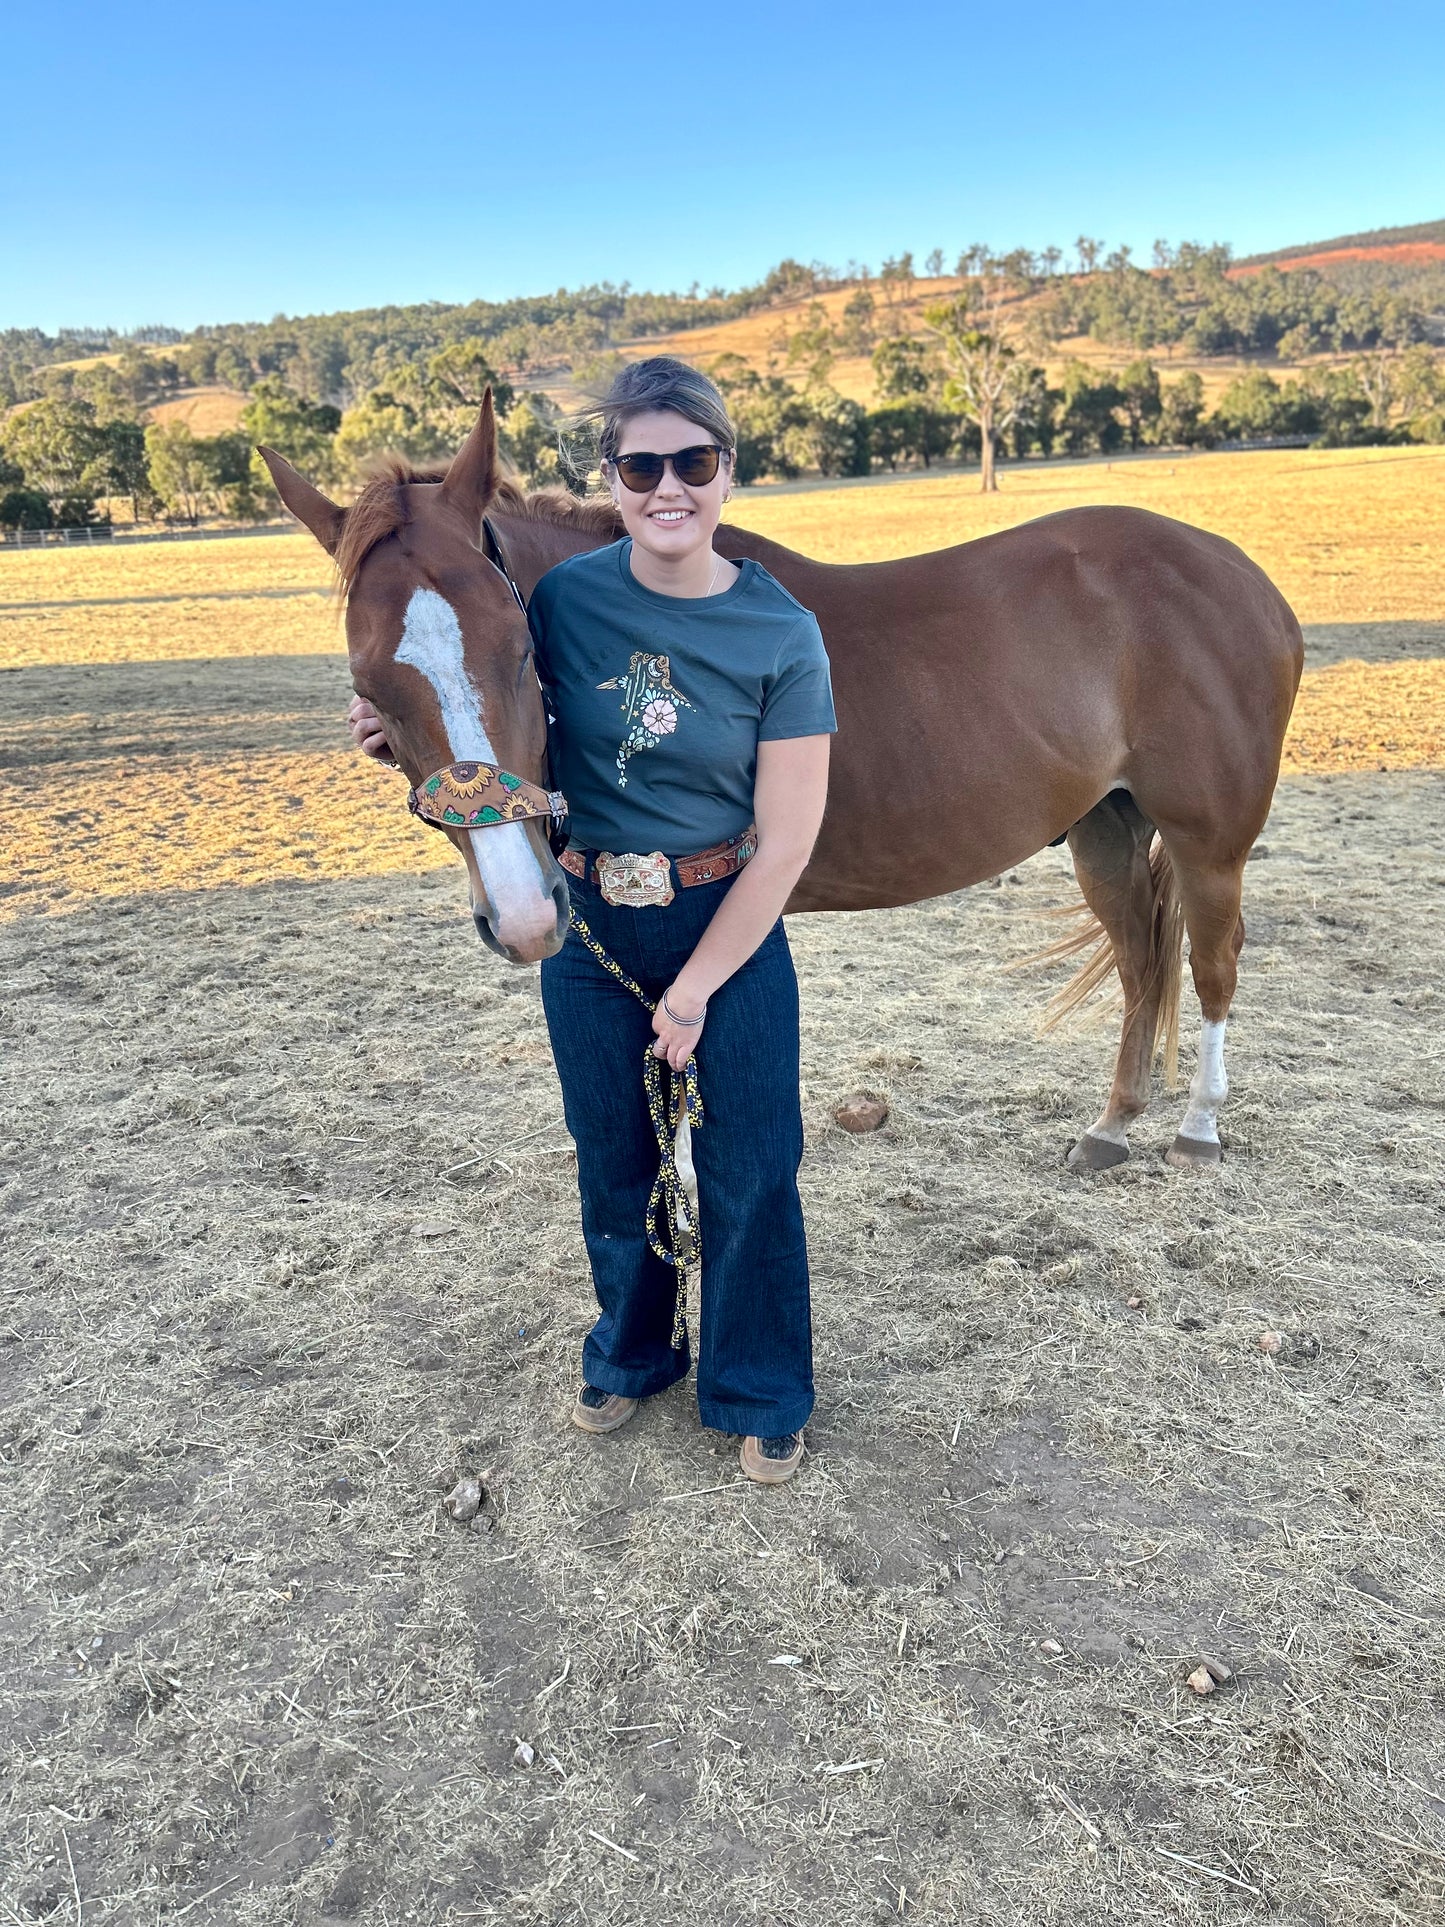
[{"x1": 407, "y1": 761, "x2": 568, "y2": 836}]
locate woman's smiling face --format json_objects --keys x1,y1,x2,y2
[{"x1": 608, "y1": 408, "x2": 731, "y2": 564}]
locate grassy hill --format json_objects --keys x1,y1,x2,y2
[
  {"x1": 1237, "y1": 217, "x2": 1445, "y2": 266},
  {"x1": 148, "y1": 385, "x2": 250, "y2": 434},
  {"x1": 1232, "y1": 218, "x2": 1445, "y2": 309}
]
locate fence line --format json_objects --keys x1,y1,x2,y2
[{"x1": 0, "y1": 520, "x2": 295, "y2": 554}]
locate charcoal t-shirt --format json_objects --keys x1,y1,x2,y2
[{"x1": 528, "y1": 538, "x2": 835, "y2": 855}]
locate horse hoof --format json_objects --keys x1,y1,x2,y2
[
  {"x1": 1067, "y1": 1132, "x2": 1130, "y2": 1172},
  {"x1": 1166, "y1": 1134, "x2": 1223, "y2": 1172}
]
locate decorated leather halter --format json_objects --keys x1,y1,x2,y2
[
  {"x1": 408, "y1": 760, "x2": 567, "y2": 833},
  {"x1": 405, "y1": 517, "x2": 569, "y2": 839}
]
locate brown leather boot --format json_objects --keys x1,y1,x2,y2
[
  {"x1": 571, "y1": 1385, "x2": 638, "y2": 1435},
  {"x1": 740, "y1": 1432, "x2": 805, "y2": 1484}
]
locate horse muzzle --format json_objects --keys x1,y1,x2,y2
[
  {"x1": 407, "y1": 760, "x2": 572, "y2": 964},
  {"x1": 472, "y1": 865, "x2": 571, "y2": 964}
]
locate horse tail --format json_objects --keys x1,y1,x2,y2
[
  {"x1": 1146, "y1": 839, "x2": 1185, "y2": 1088},
  {"x1": 1028, "y1": 836, "x2": 1185, "y2": 1086}
]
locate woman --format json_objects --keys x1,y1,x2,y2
[{"x1": 350, "y1": 358, "x2": 833, "y2": 1484}]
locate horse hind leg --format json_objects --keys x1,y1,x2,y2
[
  {"x1": 1164, "y1": 855, "x2": 1247, "y2": 1171},
  {"x1": 1055, "y1": 794, "x2": 1184, "y2": 1172}
]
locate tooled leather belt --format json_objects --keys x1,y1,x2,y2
[{"x1": 559, "y1": 824, "x2": 757, "y2": 907}]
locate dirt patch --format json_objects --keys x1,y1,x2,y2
[
  {"x1": 3, "y1": 749, "x2": 1444, "y2": 1920},
  {"x1": 1283, "y1": 658, "x2": 1445, "y2": 772}
]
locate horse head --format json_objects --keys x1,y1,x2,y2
[{"x1": 260, "y1": 393, "x2": 570, "y2": 964}]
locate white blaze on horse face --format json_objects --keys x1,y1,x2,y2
[
  {"x1": 395, "y1": 587, "x2": 554, "y2": 950},
  {"x1": 1178, "y1": 1018, "x2": 1229, "y2": 1146}
]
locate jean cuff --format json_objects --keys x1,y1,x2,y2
[
  {"x1": 581, "y1": 1347, "x2": 692, "y2": 1401},
  {"x1": 697, "y1": 1395, "x2": 814, "y2": 1438}
]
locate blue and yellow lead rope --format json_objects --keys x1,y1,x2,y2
[{"x1": 568, "y1": 913, "x2": 702, "y2": 1352}]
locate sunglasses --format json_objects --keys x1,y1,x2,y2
[{"x1": 610, "y1": 444, "x2": 726, "y2": 493}]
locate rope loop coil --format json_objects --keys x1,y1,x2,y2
[{"x1": 568, "y1": 912, "x2": 701, "y2": 1351}]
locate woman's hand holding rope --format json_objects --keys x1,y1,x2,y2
[{"x1": 652, "y1": 983, "x2": 708, "y2": 1071}]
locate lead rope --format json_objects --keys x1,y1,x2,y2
[{"x1": 567, "y1": 913, "x2": 702, "y2": 1351}]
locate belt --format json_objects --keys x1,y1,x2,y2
[{"x1": 559, "y1": 824, "x2": 757, "y2": 907}]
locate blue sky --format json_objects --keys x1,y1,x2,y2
[{"x1": 5, "y1": 0, "x2": 1441, "y2": 333}]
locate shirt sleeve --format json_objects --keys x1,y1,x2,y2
[{"x1": 759, "y1": 614, "x2": 837, "y2": 740}]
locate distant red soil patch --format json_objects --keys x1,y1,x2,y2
[{"x1": 1232, "y1": 242, "x2": 1445, "y2": 278}]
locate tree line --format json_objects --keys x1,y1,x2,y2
[
  {"x1": 702, "y1": 345, "x2": 1444, "y2": 496},
  {"x1": 5, "y1": 230, "x2": 1438, "y2": 417},
  {"x1": 0, "y1": 263, "x2": 834, "y2": 416},
  {"x1": 0, "y1": 349, "x2": 572, "y2": 530},
  {"x1": 5, "y1": 327, "x2": 1442, "y2": 529},
  {"x1": 3, "y1": 238, "x2": 1443, "y2": 525},
  {"x1": 735, "y1": 249, "x2": 1444, "y2": 492}
]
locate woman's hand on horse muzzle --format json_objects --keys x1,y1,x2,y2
[{"x1": 347, "y1": 694, "x2": 396, "y2": 765}]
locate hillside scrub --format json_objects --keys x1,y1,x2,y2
[
  {"x1": 6, "y1": 230, "x2": 1445, "y2": 525},
  {"x1": 5, "y1": 224, "x2": 1441, "y2": 419}
]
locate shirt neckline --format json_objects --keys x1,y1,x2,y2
[{"x1": 615, "y1": 538, "x2": 754, "y2": 610}]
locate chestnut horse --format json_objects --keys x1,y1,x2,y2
[{"x1": 260, "y1": 395, "x2": 1302, "y2": 1171}]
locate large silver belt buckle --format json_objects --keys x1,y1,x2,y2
[{"x1": 596, "y1": 850, "x2": 675, "y2": 908}]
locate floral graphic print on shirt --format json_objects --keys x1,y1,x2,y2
[{"x1": 596, "y1": 652, "x2": 696, "y2": 788}]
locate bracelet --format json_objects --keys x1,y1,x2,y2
[{"x1": 662, "y1": 990, "x2": 707, "y2": 1027}]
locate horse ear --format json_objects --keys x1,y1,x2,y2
[
  {"x1": 439, "y1": 389, "x2": 500, "y2": 534},
  {"x1": 257, "y1": 446, "x2": 345, "y2": 555}
]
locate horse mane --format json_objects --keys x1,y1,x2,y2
[{"x1": 332, "y1": 453, "x2": 622, "y2": 593}]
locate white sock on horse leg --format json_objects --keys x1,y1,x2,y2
[{"x1": 1177, "y1": 1018, "x2": 1228, "y2": 1145}]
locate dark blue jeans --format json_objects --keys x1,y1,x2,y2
[{"x1": 540, "y1": 872, "x2": 813, "y2": 1437}]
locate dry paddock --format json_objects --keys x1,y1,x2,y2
[{"x1": 3, "y1": 513, "x2": 1445, "y2": 1924}]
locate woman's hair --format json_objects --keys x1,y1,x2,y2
[{"x1": 589, "y1": 356, "x2": 736, "y2": 464}]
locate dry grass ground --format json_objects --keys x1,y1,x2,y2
[
  {"x1": 4, "y1": 446, "x2": 1443, "y2": 673},
  {"x1": 0, "y1": 535, "x2": 329, "y2": 669},
  {"x1": 1, "y1": 449, "x2": 1443, "y2": 1925},
  {"x1": 722, "y1": 445, "x2": 1445, "y2": 626}
]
